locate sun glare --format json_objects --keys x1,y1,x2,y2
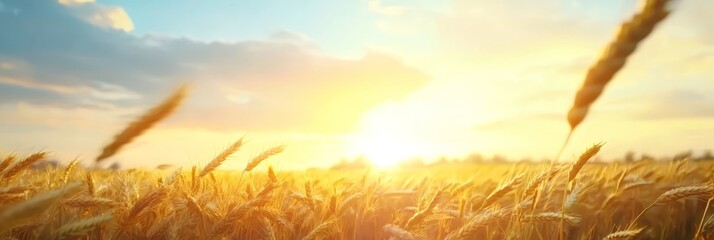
[
  {"x1": 348, "y1": 105, "x2": 434, "y2": 168},
  {"x1": 351, "y1": 133, "x2": 414, "y2": 168}
]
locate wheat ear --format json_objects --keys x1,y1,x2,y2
[
  {"x1": 0, "y1": 182, "x2": 82, "y2": 233},
  {"x1": 405, "y1": 190, "x2": 442, "y2": 230},
  {"x1": 199, "y1": 137, "x2": 244, "y2": 178},
  {"x1": 62, "y1": 159, "x2": 79, "y2": 184},
  {"x1": 482, "y1": 176, "x2": 522, "y2": 209},
  {"x1": 559, "y1": 0, "x2": 673, "y2": 158},
  {"x1": 522, "y1": 212, "x2": 581, "y2": 225},
  {"x1": 629, "y1": 185, "x2": 713, "y2": 229},
  {"x1": 85, "y1": 173, "x2": 95, "y2": 196},
  {"x1": 96, "y1": 84, "x2": 188, "y2": 163},
  {"x1": 655, "y1": 185, "x2": 714, "y2": 204},
  {"x1": 125, "y1": 187, "x2": 169, "y2": 223},
  {"x1": 54, "y1": 213, "x2": 113, "y2": 240},
  {"x1": 568, "y1": 143, "x2": 603, "y2": 191},
  {"x1": 245, "y1": 145, "x2": 286, "y2": 172},
  {"x1": 0, "y1": 185, "x2": 30, "y2": 204},
  {"x1": 0, "y1": 154, "x2": 15, "y2": 173},
  {"x1": 444, "y1": 209, "x2": 504, "y2": 240},
  {"x1": 63, "y1": 197, "x2": 116, "y2": 208},
  {"x1": 1, "y1": 152, "x2": 47, "y2": 180},
  {"x1": 602, "y1": 228, "x2": 644, "y2": 240}
]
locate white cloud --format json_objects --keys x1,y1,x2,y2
[{"x1": 59, "y1": 0, "x2": 134, "y2": 31}]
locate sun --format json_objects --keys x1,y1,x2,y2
[
  {"x1": 348, "y1": 105, "x2": 433, "y2": 168},
  {"x1": 350, "y1": 132, "x2": 414, "y2": 168}
]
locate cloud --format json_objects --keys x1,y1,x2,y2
[
  {"x1": 58, "y1": 0, "x2": 134, "y2": 31},
  {"x1": 0, "y1": 0, "x2": 429, "y2": 134},
  {"x1": 434, "y1": 0, "x2": 714, "y2": 67},
  {"x1": 629, "y1": 89, "x2": 714, "y2": 120},
  {"x1": 438, "y1": 0, "x2": 613, "y2": 57},
  {"x1": 368, "y1": 0, "x2": 409, "y2": 16}
]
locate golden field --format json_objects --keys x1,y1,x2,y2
[
  {"x1": 2, "y1": 1, "x2": 708, "y2": 239},
  {"x1": 1, "y1": 150, "x2": 714, "y2": 240}
]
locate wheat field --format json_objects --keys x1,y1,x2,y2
[
  {"x1": 3, "y1": 0, "x2": 711, "y2": 239},
  {"x1": 1, "y1": 150, "x2": 714, "y2": 240}
]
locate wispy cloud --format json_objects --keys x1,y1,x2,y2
[
  {"x1": 368, "y1": 0, "x2": 409, "y2": 16},
  {"x1": 59, "y1": 0, "x2": 134, "y2": 31},
  {"x1": 0, "y1": 0, "x2": 428, "y2": 134}
]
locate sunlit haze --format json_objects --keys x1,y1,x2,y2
[{"x1": 1, "y1": 0, "x2": 713, "y2": 170}]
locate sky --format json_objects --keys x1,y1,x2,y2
[{"x1": 1, "y1": 0, "x2": 713, "y2": 170}]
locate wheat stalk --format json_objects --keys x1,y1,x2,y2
[
  {"x1": 450, "y1": 180, "x2": 473, "y2": 197},
  {"x1": 559, "y1": 0, "x2": 673, "y2": 158},
  {"x1": 602, "y1": 228, "x2": 644, "y2": 240},
  {"x1": 568, "y1": 143, "x2": 603, "y2": 191},
  {"x1": 0, "y1": 182, "x2": 82, "y2": 233},
  {"x1": 337, "y1": 192, "x2": 365, "y2": 216},
  {"x1": 85, "y1": 173, "x2": 95, "y2": 196},
  {"x1": 0, "y1": 185, "x2": 29, "y2": 204},
  {"x1": 524, "y1": 168, "x2": 559, "y2": 200},
  {"x1": 199, "y1": 137, "x2": 244, "y2": 178},
  {"x1": 182, "y1": 193, "x2": 203, "y2": 218},
  {"x1": 54, "y1": 213, "x2": 113, "y2": 240},
  {"x1": 302, "y1": 219, "x2": 336, "y2": 240},
  {"x1": 253, "y1": 207, "x2": 290, "y2": 228},
  {"x1": 326, "y1": 195, "x2": 337, "y2": 217},
  {"x1": 701, "y1": 214, "x2": 714, "y2": 236},
  {"x1": 565, "y1": 182, "x2": 588, "y2": 210},
  {"x1": 213, "y1": 198, "x2": 271, "y2": 236},
  {"x1": 481, "y1": 176, "x2": 522, "y2": 209},
  {"x1": 629, "y1": 185, "x2": 713, "y2": 229},
  {"x1": 63, "y1": 197, "x2": 116, "y2": 208},
  {"x1": 0, "y1": 154, "x2": 15, "y2": 174},
  {"x1": 405, "y1": 190, "x2": 442, "y2": 230},
  {"x1": 124, "y1": 187, "x2": 168, "y2": 222},
  {"x1": 62, "y1": 159, "x2": 79, "y2": 184},
  {"x1": 245, "y1": 145, "x2": 286, "y2": 172},
  {"x1": 95, "y1": 84, "x2": 188, "y2": 163},
  {"x1": 444, "y1": 209, "x2": 504, "y2": 240},
  {"x1": 566, "y1": 0, "x2": 672, "y2": 130},
  {"x1": 268, "y1": 166, "x2": 278, "y2": 183},
  {"x1": 522, "y1": 212, "x2": 581, "y2": 225},
  {"x1": 1, "y1": 152, "x2": 47, "y2": 180},
  {"x1": 655, "y1": 185, "x2": 714, "y2": 204}
]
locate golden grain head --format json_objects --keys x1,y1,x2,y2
[
  {"x1": 655, "y1": 185, "x2": 714, "y2": 204},
  {"x1": 602, "y1": 228, "x2": 645, "y2": 240},
  {"x1": 96, "y1": 84, "x2": 189, "y2": 163}
]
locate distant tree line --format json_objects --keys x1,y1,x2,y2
[
  {"x1": 26, "y1": 149, "x2": 714, "y2": 170},
  {"x1": 330, "y1": 149, "x2": 714, "y2": 170}
]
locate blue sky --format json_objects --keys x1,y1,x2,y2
[
  {"x1": 100, "y1": 0, "x2": 448, "y2": 58},
  {"x1": 1, "y1": 0, "x2": 713, "y2": 169}
]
